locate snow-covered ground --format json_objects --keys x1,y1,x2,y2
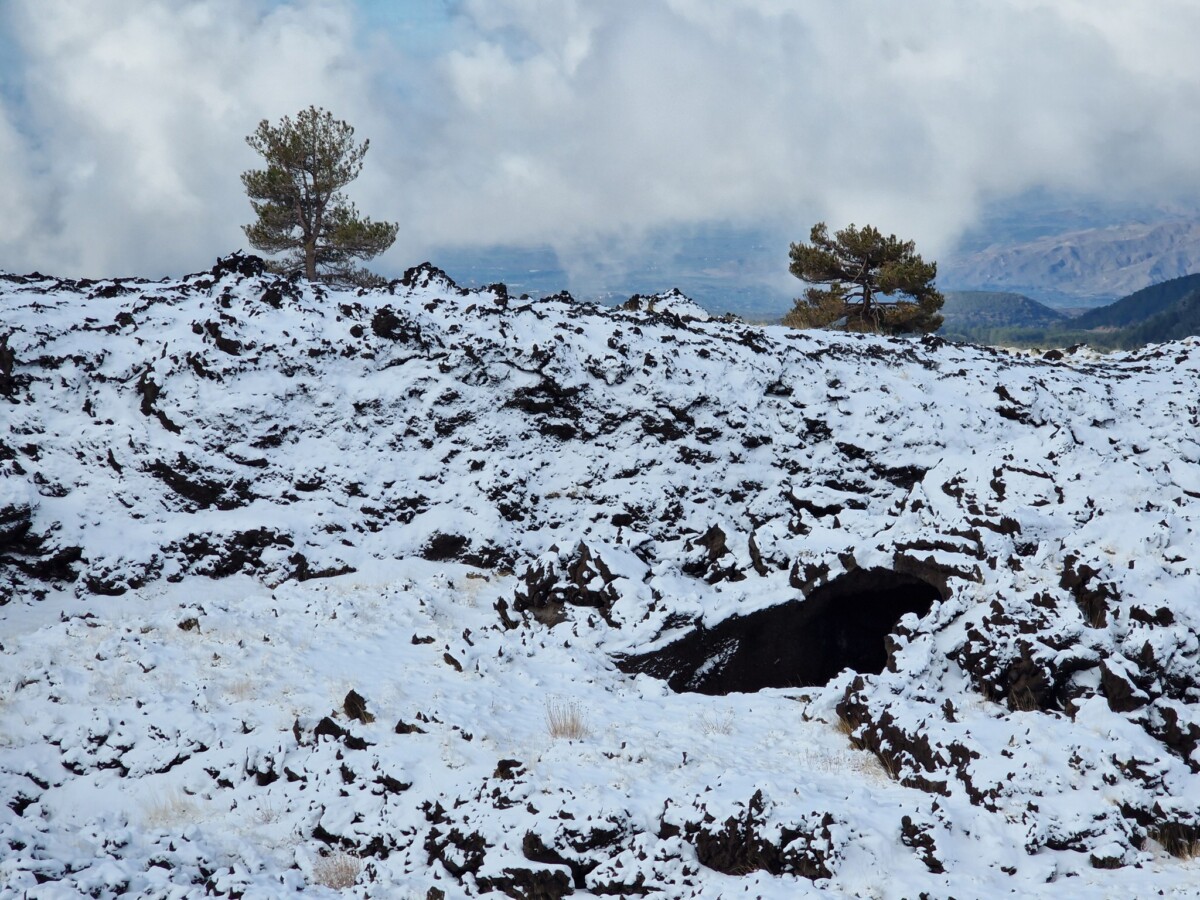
[{"x1": 2, "y1": 255, "x2": 1199, "y2": 897}]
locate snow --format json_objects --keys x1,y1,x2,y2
[{"x1": 1, "y1": 257, "x2": 1200, "y2": 896}]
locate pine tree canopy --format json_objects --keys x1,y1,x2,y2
[
  {"x1": 242, "y1": 106, "x2": 398, "y2": 287},
  {"x1": 784, "y1": 222, "x2": 944, "y2": 334}
]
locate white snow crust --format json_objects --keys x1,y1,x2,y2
[{"x1": 1, "y1": 256, "x2": 1200, "y2": 897}]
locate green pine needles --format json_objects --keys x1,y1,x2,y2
[
  {"x1": 242, "y1": 106, "x2": 398, "y2": 287},
  {"x1": 785, "y1": 222, "x2": 944, "y2": 334}
]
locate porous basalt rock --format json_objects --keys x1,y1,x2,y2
[
  {"x1": 0, "y1": 333, "x2": 18, "y2": 398},
  {"x1": 670, "y1": 790, "x2": 838, "y2": 881},
  {"x1": 210, "y1": 251, "x2": 265, "y2": 280},
  {"x1": 900, "y1": 815, "x2": 945, "y2": 874},
  {"x1": 680, "y1": 524, "x2": 745, "y2": 583},
  {"x1": 166, "y1": 529, "x2": 295, "y2": 580},
  {"x1": 371, "y1": 306, "x2": 424, "y2": 344},
  {"x1": 513, "y1": 543, "x2": 620, "y2": 627},
  {"x1": 147, "y1": 454, "x2": 253, "y2": 511}
]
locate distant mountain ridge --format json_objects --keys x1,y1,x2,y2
[{"x1": 941, "y1": 220, "x2": 1200, "y2": 306}]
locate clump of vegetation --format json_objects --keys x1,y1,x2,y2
[
  {"x1": 311, "y1": 850, "x2": 363, "y2": 889},
  {"x1": 1149, "y1": 825, "x2": 1200, "y2": 860},
  {"x1": 699, "y1": 709, "x2": 736, "y2": 736},
  {"x1": 142, "y1": 788, "x2": 201, "y2": 829},
  {"x1": 785, "y1": 222, "x2": 944, "y2": 334},
  {"x1": 545, "y1": 698, "x2": 590, "y2": 740}
]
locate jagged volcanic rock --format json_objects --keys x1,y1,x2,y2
[{"x1": 2, "y1": 255, "x2": 1199, "y2": 896}]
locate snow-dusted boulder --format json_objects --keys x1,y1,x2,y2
[{"x1": 620, "y1": 287, "x2": 712, "y2": 320}]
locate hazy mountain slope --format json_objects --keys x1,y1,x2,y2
[
  {"x1": 1119, "y1": 289, "x2": 1200, "y2": 347},
  {"x1": 941, "y1": 220, "x2": 1200, "y2": 305},
  {"x1": 1070, "y1": 272, "x2": 1200, "y2": 330},
  {"x1": 942, "y1": 290, "x2": 1066, "y2": 325},
  {"x1": 939, "y1": 290, "x2": 1065, "y2": 342},
  {"x1": 3, "y1": 255, "x2": 1200, "y2": 897},
  {"x1": 945, "y1": 275, "x2": 1200, "y2": 350}
]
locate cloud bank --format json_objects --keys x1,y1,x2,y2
[{"x1": 4, "y1": 0, "x2": 1200, "y2": 286}]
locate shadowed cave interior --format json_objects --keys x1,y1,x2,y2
[{"x1": 619, "y1": 568, "x2": 942, "y2": 695}]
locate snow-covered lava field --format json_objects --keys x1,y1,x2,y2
[{"x1": 2, "y1": 254, "x2": 1200, "y2": 898}]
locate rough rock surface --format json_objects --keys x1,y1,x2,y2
[{"x1": 2, "y1": 255, "x2": 1200, "y2": 896}]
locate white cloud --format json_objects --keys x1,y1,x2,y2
[
  {"x1": 404, "y1": 0, "x2": 1200, "y2": 271},
  {"x1": 0, "y1": 100, "x2": 41, "y2": 248},
  {"x1": 4, "y1": 0, "x2": 1200, "y2": 283},
  {"x1": 2, "y1": 0, "x2": 373, "y2": 275}
]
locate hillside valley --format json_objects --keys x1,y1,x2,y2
[
  {"x1": 939, "y1": 291, "x2": 1067, "y2": 344},
  {"x1": 2, "y1": 256, "x2": 1200, "y2": 897},
  {"x1": 943, "y1": 275, "x2": 1200, "y2": 350}
]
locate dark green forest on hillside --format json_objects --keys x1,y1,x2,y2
[
  {"x1": 940, "y1": 275, "x2": 1200, "y2": 349},
  {"x1": 939, "y1": 291, "x2": 1065, "y2": 344},
  {"x1": 1071, "y1": 273, "x2": 1200, "y2": 330}
]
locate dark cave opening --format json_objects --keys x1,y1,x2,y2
[{"x1": 619, "y1": 568, "x2": 941, "y2": 695}]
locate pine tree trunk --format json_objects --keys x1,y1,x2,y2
[{"x1": 304, "y1": 240, "x2": 317, "y2": 282}]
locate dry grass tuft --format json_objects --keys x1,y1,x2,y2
[
  {"x1": 1008, "y1": 685, "x2": 1043, "y2": 712},
  {"x1": 142, "y1": 789, "x2": 201, "y2": 829},
  {"x1": 311, "y1": 851, "x2": 363, "y2": 890},
  {"x1": 223, "y1": 678, "x2": 258, "y2": 702},
  {"x1": 1149, "y1": 827, "x2": 1200, "y2": 860},
  {"x1": 252, "y1": 798, "x2": 281, "y2": 825},
  {"x1": 875, "y1": 752, "x2": 900, "y2": 781},
  {"x1": 545, "y1": 698, "x2": 590, "y2": 741},
  {"x1": 699, "y1": 710, "x2": 736, "y2": 736},
  {"x1": 796, "y1": 747, "x2": 845, "y2": 775}
]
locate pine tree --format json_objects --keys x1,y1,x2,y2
[
  {"x1": 784, "y1": 222, "x2": 944, "y2": 334},
  {"x1": 242, "y1": 106, "x2": 398, "y2": 286}
]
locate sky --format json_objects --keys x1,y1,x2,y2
[{"x1": 3, "y1": 0, "x2": 1200, "y2": 304}]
